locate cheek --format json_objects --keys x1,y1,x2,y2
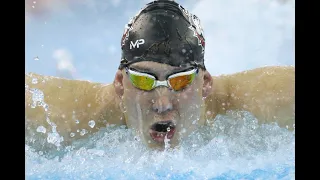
[
  {"x1": 175, "y1": 82, "x2": 203, "y2": 123},
  {"x1": 177, "y1": 82, "x2": 202, "y2": 105},
  {"x1": 122, "y1": 80, "x2": 153, "y2": 124}
]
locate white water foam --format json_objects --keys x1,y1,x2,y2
[{"x1": 26, "y1": 110, "x2": 295, "y2": 180}]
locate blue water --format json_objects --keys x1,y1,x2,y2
[{"x1": 26, "y1": 111, "x2": 295, "y2": 180}]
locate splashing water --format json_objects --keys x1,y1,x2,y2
[
  {"x1": 26, "y1": 111, "x2": 294, "y2": 180},
  {"x1": 26, "y1": 87, "x2": 64, "y2": 149}
]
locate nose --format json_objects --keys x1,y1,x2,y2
[{"x1": 152, "y1": 95, "x2": 173, "y2": 114}]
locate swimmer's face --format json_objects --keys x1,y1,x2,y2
[{"x1": 114, "y1": 61, "x2": 213, "y2": 149}]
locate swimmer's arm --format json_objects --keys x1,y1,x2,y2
[
  {"x1": 207, "y1": 66, "x2": 295, "y2": 129},
  {"x1": 25, "y1": 73, "x2": 125, "y2": 141}
]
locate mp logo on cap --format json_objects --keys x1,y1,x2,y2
[{"x1": 130, "y1": 39, "x2": 145, "y2": 49}]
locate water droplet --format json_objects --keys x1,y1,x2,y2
[
  {"x1": 77, "y1": 129, "x2": 80, "y2": 132},
  {"x1": 33, "y1": 1, "x2": 36, "y2": 4},
  {"x1": 167, "y1": 127, "x2": 170, "y2": 132},
  {"x1": 43, "y1": 104, "x2": 49, "y2": 111},
  {"x1": 88, "y1": 120, "x2": 95, "y2": 128},
  {"x1": 80, "y1": 129, "x2": 88, "y2": 136},
  {"x1": 47, "y1": 132, "x2": 64, "y2": 147},
  {"x1": 87, "y1": 104, "x2": 91, "y2": 107},
  {"x1": 34, "y1": 56, "x2": 39, "y2": 61},
  {"x1": 32, "y1": 78, "x2": 38, "y2": 84},
  {"x1": 189, "y1": 50, "x2": 193, "y2": 53},
  {"x1": 32, "y1": 5, "x2": 35, "y2": 8},
  {"x1": 70, "y1": 132, "x2": 75, "y2": 137},
  {"x1": 41, "y1": 44, "x2": 44, "y2": 48},
  {"x1": 30, "y1": 103, "x2": 36, "y2": 108},
  {"x1": 243, "y1": 104, "x2": 248, "y2": 108},
  {"x1": 75, "y1": 119, "x2": 80, "y2": 124},
  {"x1": 182, "y1": 49, "x2": 186, "y2": 53},
  {"x1": 164, "y1": 135, "x2": 171, "y2": 149},
  {"x1": 36, "y1": 126, "x2": 46, "y2": 133},
  {"x1": 134, "y1": 136, "x2": 140, "y2": 141}
]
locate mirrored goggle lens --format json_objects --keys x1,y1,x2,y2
[
  {"x1": 169, "y1": 71, "x2": 196, "y2": 91},
  {"x1": 129, "y1": 73, "x2": 155, "y2": 91}
]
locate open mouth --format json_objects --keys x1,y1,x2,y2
[{"x1": 149, "y1": 120, "x2": 176, "y2": 143}]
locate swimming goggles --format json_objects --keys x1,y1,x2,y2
[{"x1": 125, "y1": 67, "x2": 198, "y2": 91}]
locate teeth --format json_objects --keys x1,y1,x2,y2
[{"x1": 156, "y1": 132, "x2": 166, "y2": 137}]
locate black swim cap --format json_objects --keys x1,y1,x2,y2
[{"x1": 119, "y1": 0, "x2": 206, "y2": 70}]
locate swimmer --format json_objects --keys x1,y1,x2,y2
[{"x1": 25, "y1": 0, "x2": 295, "y2": 149}]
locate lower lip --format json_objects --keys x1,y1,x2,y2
[{"x1": 149, "y1": 128, "x2": 176, "y2": 143}]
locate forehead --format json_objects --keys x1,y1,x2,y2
[{"x1": 129, "y1": 61, "x2": 182, "y2": 75}]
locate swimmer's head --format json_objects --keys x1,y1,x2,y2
[
  {"x1": 119, "y1": 0, "x2": 206, "y2": 70},
  {"x1": 114, "y1": 0, "x2": 213, "y2": 149}
]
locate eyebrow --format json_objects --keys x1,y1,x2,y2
[{"x1": 129, "y1": 66, "x2": 194, "y2": 78}]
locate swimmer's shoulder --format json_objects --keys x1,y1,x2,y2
[
  {"x1": 204, "y1": 65, "x2": 295, "y2": 123},
  {"x1": 25, "y1": 72, "x2": 125, "y2": 142}
]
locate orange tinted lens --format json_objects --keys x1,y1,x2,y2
[{"x1": 169, "y1": 73, "x2": 195, "y2": 91}]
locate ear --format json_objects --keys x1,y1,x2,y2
[
  {"x1": 202, "y1": 70, "x2": 213, "y2": 98},
  {"x1": 113, "y1": 70, "x2": 124, "y2": 98}
]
